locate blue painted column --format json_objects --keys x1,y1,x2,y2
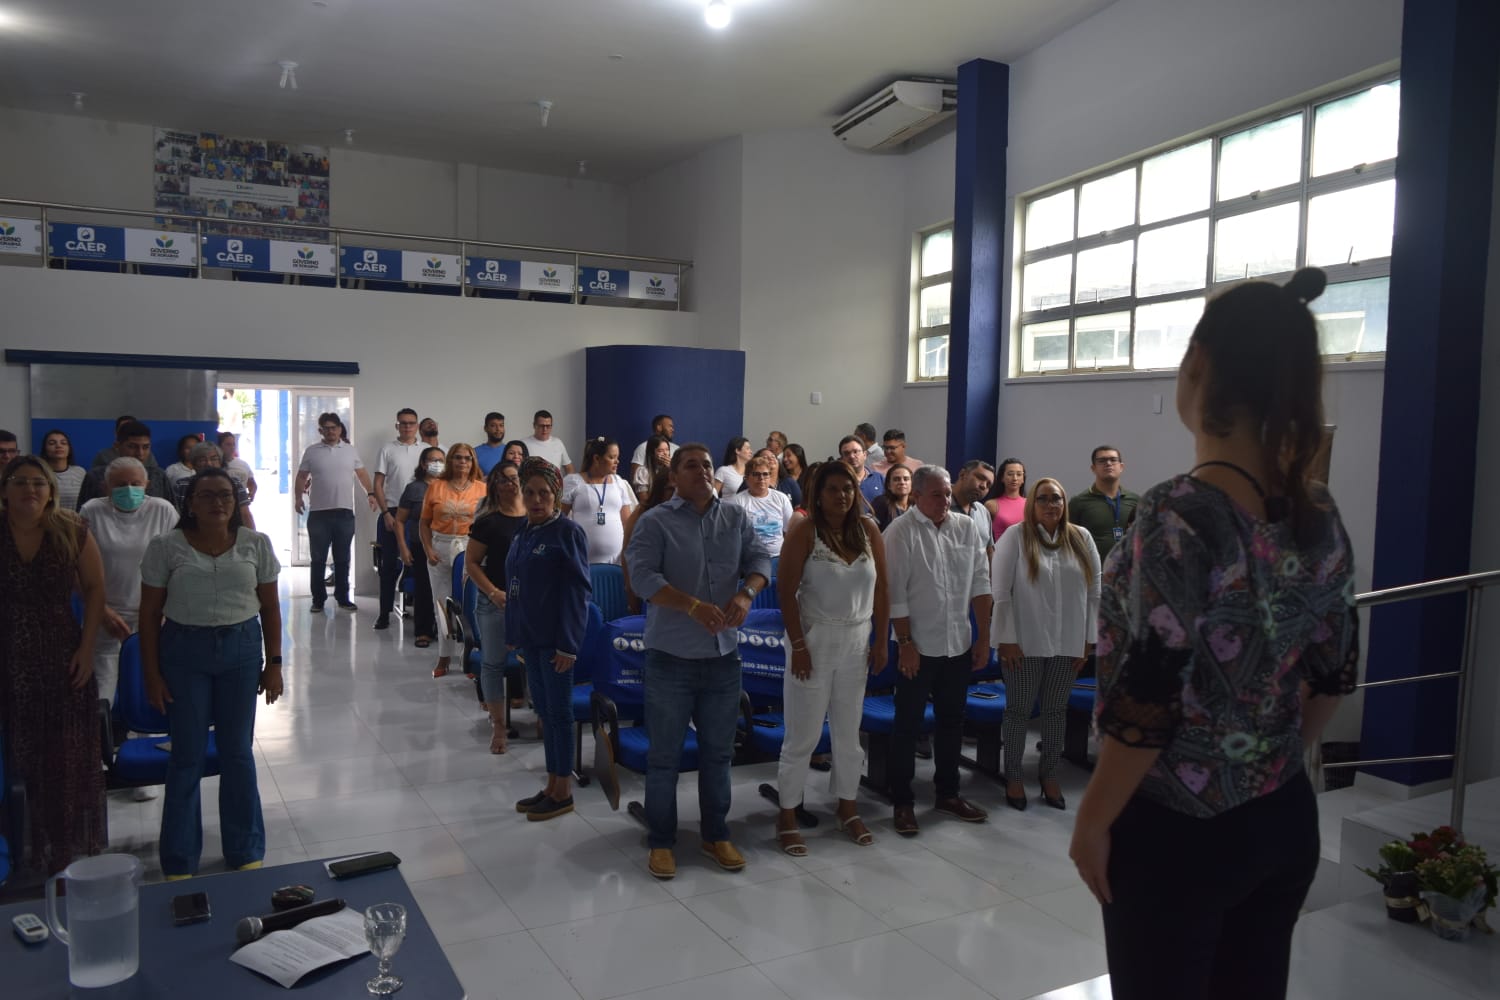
[
  {"x1": 945, "y1": 58, "x2": 1009, "y2": 472},
  {"x1": 1360, "y1": 0, "x2": 1498, "y2": 785}
]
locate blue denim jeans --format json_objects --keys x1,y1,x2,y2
[
  {"x1": 643, "y1": 649, "x2": 742, "y2": 849},
  {"x1": 158, "y1": 618, "x2": 265, "y2": 876},
  {"x1": 306, "y1": 508, "x2": 355, "y2": 604},
  {"x1": 523, "y1": 647, "x2": 575, "y2": 778},
  {"x1": 475, "y1": 596, "x2": 507, "y2": 705}
]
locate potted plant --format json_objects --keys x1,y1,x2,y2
[
  {"x1": 1415, "y1": 839, "x2": 1497, "y2": 942},
  {"x1": 1360, "y1": 840, "x2": 1423, "y2": 923}
]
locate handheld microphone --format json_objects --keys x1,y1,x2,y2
[{"x1": 234, "y1": 897, "x2": 346, "y2": 945}]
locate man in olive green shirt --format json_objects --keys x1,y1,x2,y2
[{"x1": 1071, "y1": 445, "x2": 1140, "y2": 565}]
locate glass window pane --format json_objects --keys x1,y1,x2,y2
[
  {"x1": 1137, "y1": 219, "x2": 1208, "y2": 297},
  {"x1": 1306, "y1": 180, "x2": 1395, "y2": 266},
  {"x1": 1078, "y1": 168, "x2": 1136, "y2": 236},
  {"x1": 1313, "y1": 81, "x2": 1400, "y2": 176},
  {"x1": 1214, "y1": 203, "x2": 1300, "y2": 282},
  {"x1": 1074, "y1": 311, "x2": 1132, "y2": 369},
  {"x1": 1075, "y1": 240, "x2": 1133, "y2": 304},
  {"x1": 1218, "y1": 114, "x2": 1303, "y2": 201},
  {"x1": 918, "y1": 334, "x2": 949, "y2": 379},
  {"x1": 919, "y1": 282, "x2": 951, "y2": 328},
  {"x1": 1025, "y1": 189, "x2": 1074, "y2": 251},
  {"x1": 1021, "y1": 319, "x2": 1069, "y2": 373},
  {"x1": 921, "y1": 229, "x2": 952, "y2": 278},
  {"x1": 1310, "y1": 277, "x2": 1389, "y2": 355},
  {"x1": 1140, "y1": 141, "x2": 1211, "y2": 225},
  {"x1": 1022, "y1": 254, "x2": 1072, "y2": 311},
  {"x1": 1134, "y1": 298, "x2": 1204, "y2": 370}
]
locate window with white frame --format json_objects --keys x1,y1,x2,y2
[
  {"x1": 1016, "y1": 77, "x2": 1399, "y2": 376},
  {"x1": 912, "y1": 225, "x2": 952, "y2": 380}
]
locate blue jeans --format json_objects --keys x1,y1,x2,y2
[
  {"x1": 523, "y1": 647, "x2": 575, "y2": 779},
  {"x1": 306, "y1": 508, "x2": 355, "y2": 605},
  {"x1": 158, "y1": 618, "x2": 265, "y2": 876},
  {"x1": 643, "y1": 649, "x2": 742, "y2": 849},
  {"x1": 475, "y1": 596, "x2": 507, "y2": 705}
]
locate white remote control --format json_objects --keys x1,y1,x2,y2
[{"x1": 13, "y1": 912, "x2": 49, "y2": 944}]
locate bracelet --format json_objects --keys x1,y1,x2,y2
[
  {"x1": 268, "y1": 656, "x2": 283, "y2": 666},
  {"x1": 897, "y1": 636, "x2": 913, "y2": 646},
  {"x1": 688, "y1": 598, "x2": 701, "y2": 617},
  {"x1": 789, "y1": 639, "x2": 807, "y2": 651}
]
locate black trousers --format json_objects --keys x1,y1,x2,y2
[
  {"x1": 1102, "y1": 771, "x2": 1319, "y2": 1000},
  {"x1": 889, "y1": 652, "x2": 970, "y2": 805},
  {"x1": 376, "y1": 509, "x2": 404, "y2": 616},
  {"x1": 408, "y1": 535, "x2": 436, "y2": 639}
]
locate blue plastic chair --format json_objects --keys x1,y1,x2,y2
[
  {"x1": 0, "y1": 722, "x2": 22, "y2": 885},
  {"x1": 589, "y1": 564, "x2": 629, "y2": 623},
  {"x1": 109, "y1": 635, "x2": 221, "y2": 789}
]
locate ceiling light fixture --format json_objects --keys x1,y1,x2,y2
[
  {"x1": 538, "y1": 100, "x2": 553, "y2": 127},
  {"x1": 344, "y1": 129, "x2": 355, "y2": 146},
  {"x1": 578, "y1": 160, "x2": 587, "y2": 177},
  {"x1": 71, "y1": 92, "x2": 85, "y2": 112},
  {"x1": 704, "y1": 0, "x2": 731, "y2": 30},
  {"x1": 278, "y1": 61, "x2": 299, "y2": 90}
]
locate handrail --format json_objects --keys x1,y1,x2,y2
[
  {"x1": 0, "y1": 195, "x2": 693, "y2": 266},
  {"x1": 1310, "y1": 569, "x2": 1494, "y2": 837}
]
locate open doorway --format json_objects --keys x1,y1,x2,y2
[{"x1": 217, "y1": 383, "x2": 353, "y2": 583}]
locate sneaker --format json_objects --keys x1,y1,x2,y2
[
  {"x1": 338, "y1": 600, "x2": 358, "y2": 611},
  {"x1": 525, "y1": 795, "x2": 575, "y2": 822},
  {"x1": 647, "y1": 848, "x2": 676, "y2": 880},
  {"x1": 236, "y1": 861, "x2": 264, "y2": 871},
  {"x1": 311, "y1": 600, "x2": 325, "y2": 613},
  {"x1": 132, "y1": 786, "x2": 158, "y2": 802},
  {"x1": 700, "y1": 840, "x2": 746, "y2": 872},
  {"x1": 373, "y1": 614, "x2": 390, "y2": 630}
]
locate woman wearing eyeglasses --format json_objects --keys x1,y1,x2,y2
[
  {"x1": 991, "y1": 477, "x2": 1100, "y2": 812},
  {"x1": 1, "y1": 455, "x2": 108, "y2": 878},
  {"x1": 562, "y1": 436, "x2": 637, "y2": 565},
  {"x1": 465, "y1": 461, "x2": 527, "y2": 752},
  {"x1": 420, "y1": 443, "x2": 485, "y2": 678},
  {"x1": 724, "y1": 453, "x2": 794, "y2": 558},
  {"x1": 140, "y1": 467, "x2": 282, "y2": 878}
]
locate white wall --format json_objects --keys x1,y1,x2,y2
[
  {"x1": 0, "y1": 268, "x2": 697, "y2": 594},
  {"x1": 478, "y1": 166, "x2": 629, "y2": 253},
  {"x1": 0, "y1": 108, "x2": 155, "y2": 210}
]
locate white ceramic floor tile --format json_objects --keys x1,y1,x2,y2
[
  {"x1": 442, "y1": 929, "x2": 583, "y2": 1000},
  {"x1": 901, "y1": 899, "x2": 1110, "y2": 1000},
  {"x1": 417, "y1": 771, "x2": 547, "y2": 825},
  {"x1": 389, "y1": 744, "x2": 514, "y2": 786},
  {"x1": 269, "y1": 752, "x2": 408, "y2": 802},
  {"x1": 918, "y1": 822, "x2": 1082, "y2": 899},
  {"x1": 1023, "y1": 885, "x2": 1107, "y2": 944},
  {"x1": 408, "y1": 872, "x2": 523, "y2": 944},
  {"x1": 613, "y1": 966, "x2": 791, "y2": 1000},
  {"x1": 812, "y1": 850, "x2": 1015, "y2": 929},
  {"x1": 302, "y1": 824, "x2": 474, "y2": 883},
  {"x1": 479, "y1": 844, "x2": 674, "y2": 930},
  {"x1": 1022, "y1": 975, "x2": 1112, "y2": 1000},
  {"x1": 284, "y1": 785, "x2": 441, "y2": 843},
  {"x1": 683, "y1": 874, "x2": 889, "y2": 963},
  {"x1": 530, "y1": 900, "x2": 747, "y2": 1000},
  {"x1": 1286, "y1": 917, "x2": 1476, "y2": 1000},
  {"x1": 758, "y1": 930, "x2": 992, "y2": 1000}
]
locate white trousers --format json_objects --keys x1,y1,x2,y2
[
  {"x1": 426, "y1": 531, "x2": 467, "y2": 659},
  {"x1": 93, "y1": 610, "x2": 139, "y2": 707},
  {"x1": 776, "y1": 620, "x2": 869, "y2": 806}
]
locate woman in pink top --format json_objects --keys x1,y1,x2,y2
[{"x1": 988, "y1": 458, "x2": 1027, "y2": 540}]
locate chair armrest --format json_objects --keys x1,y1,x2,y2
[
  {"x1": 590, "y1": 690, "x2": 621, "y2": 758},
  {"x1": 734, "y1": 690, "x2": 753, "y2": 760},
  {"x1": 442, "y1": 597, "x2": 465, "y2": 643},
  {"x1": 98, "y1": 698, "x2": 116, "y2": 769}
]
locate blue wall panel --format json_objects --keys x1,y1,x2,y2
[{"x1": 584, "y1": 346, "x2": 745, "y2": 465}]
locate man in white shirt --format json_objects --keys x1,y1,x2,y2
[
  {"x1": 373, "y1": 407, "x2": 426, "y2": 629},
  {"x1": 217, "y1": 431, "x2": 258, "y2": 504},
  {"x1": 952, "y1": 460, "x2": 997, "y2": 557},
  {"x1": 883, "y1": 464, "x2": 993, "y2": 836},
  {"x1": 629, "y1": 413, "x2": 678, "y2": 483},
  {"x1": 871, "y1": 429, "x2": 924, "y2": 477},
  {"x1": 522, "y1": 409, "x2": 574, "y2": 474},
  {"x1": 295, "y1": 413, "x2": 378, "y2": 612}
]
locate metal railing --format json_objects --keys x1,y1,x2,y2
[
  {"x1": 1, "y1": 197, "x2": 693, "y2": 309},
  {"x1": 1310, "y1": 569, "x2": 1500, "y2": 835}
]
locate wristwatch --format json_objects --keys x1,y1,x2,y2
[
  {"x1": 742, "y1": 583, "x2": 760, "y2": 599},
  {"x1": 268, "y1": 656, "x2": 283, "y2": 666}
]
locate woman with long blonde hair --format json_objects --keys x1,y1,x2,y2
[
  {"x1": 991, "y1": 477, "x2": 1100, "y2": 812},
  {"x1": 419, "y1": 442, "x2": 485, "y2": 678}
]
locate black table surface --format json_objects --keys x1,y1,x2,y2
[{"x1": 1, "y1": 858, "x2": 465, "y2": 998}]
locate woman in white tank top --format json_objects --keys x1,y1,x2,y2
[{"x1": 774, "y1": 461, "x2": 890, "y2": 856}]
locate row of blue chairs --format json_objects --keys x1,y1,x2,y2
[
  {"x1": 0, "y1": 725, "x2": 23, "y2": 886},
  {"x1": 101, "y1": 635, "x2": 223, "y2": 791}
]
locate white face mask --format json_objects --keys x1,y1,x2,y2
[{"x1": 426, "y1": 462, "x2": 445, "y2": 477}]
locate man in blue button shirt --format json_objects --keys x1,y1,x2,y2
[{"x1": 625, "y1": 444, "x2": 772, "y2": 881}]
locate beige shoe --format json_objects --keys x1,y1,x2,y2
[
  {"x1": 700, "y1": 840, "x2": 746, "y2": 872},
  {"x1": 487, "y1": 704, "x2": 508, "y2": 754},
  {"x1": 648, "y1": 848, "x2": 676, "y2": 880}
]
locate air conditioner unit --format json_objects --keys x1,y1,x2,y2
[{"x1": 832, "y1": 79, "x2": 957, "y2": 151}]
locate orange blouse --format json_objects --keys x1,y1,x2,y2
[{"x1": 420, "y1": 479, "x2": 486, "y2": 536}]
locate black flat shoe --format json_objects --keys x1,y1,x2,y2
[
  {"x1": 1039, "y1": 790, "x2": 1066, "y2": 810},
  {"x1": 515, "y1": 790, "x2": 548, "y2": 813},
  {"x1": 526, "y1": 795, "x2": 575, "y2": 822},
  {"x1": 1006, "y1": 793, "x2": 1028, "y2": 812}
]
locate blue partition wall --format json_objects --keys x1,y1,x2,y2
[{"x1": 584, "y1": 346, "x2": 746, "y2": 462}]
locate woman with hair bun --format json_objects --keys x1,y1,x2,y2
[{"x1": 1071, "y1": 268, "x2": 1358, "y2": 999}]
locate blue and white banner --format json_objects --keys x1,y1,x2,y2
[
  {"x1": 580, "y1": 267, "x2": 628, "y2": 298},
  {"x1": 464, "y1": 256, "x2": 522, "y2": 289},
  {"x1": 339, "y1": 246, "x2": 401, "y2": 281},
  {"x1": 519, "y1": 261, "x2": 574, "y2": 295},
  {"x1": 269, "y1": 240, "x2": 334, "y2": 277},
  {"x1": 628, "y1": 270, "x2": 679, "y2": 302},
  {"x1": 48, "y1": 223, "x2": 127, "y2": 262},
  {"x1": 124, "y1": 229, "x2": 198, "y2": 268},
  {"x1": 400, "y1": 250, "x2": 460, "y2": 286},
  {"x1": 203, "y1": 235, "x2": 268, "y2": 271},
  {"x1": 0, "y1": 218, "x2": 42, "y2": 256}
]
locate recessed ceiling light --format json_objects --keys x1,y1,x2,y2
[
  {"x1": 608, "y1": 53, "x2": 625, "y2": 61},
  {"x1": 311, "y1": 1, "x2": 328, "y2": 7},
  {"x1": 704, "y1": 1, "x2": 731, "y2": 30},
  {"x1": 0, "y1": 10, "x2": 21, "y2": 30}
]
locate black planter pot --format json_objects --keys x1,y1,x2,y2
[{"x1": 1383, "y1": 871, "x2": 1422, "y2": 923}]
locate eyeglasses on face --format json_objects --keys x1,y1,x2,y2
[
  {"x1": 397, "y1": 420, "x2": 418, "y2": 427},
  {"x1": 319, "y1": 424, "x2": 340, "y2": 432},
  {"x1": 1036, "y1": 494, "x2": 1065, "y2": 506},
  {"x1": 194, "y1": 490, "x2": 237, "y2": 506},
  {"x1": 1093, "y1": 456, "x2": 1122, "y2": 466},
  {"x1": 6, "y1": 477, "x2": 50, "y2": 489}
]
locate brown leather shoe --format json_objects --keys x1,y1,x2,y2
[
  {"x1": 700, "y1": 840, "x2": 746, "y2": 872},
  {"x1": 648, "y1": 848, "x2": 677, "y2": 880},
  {"x1": 893, "y1": 803, "x2": 920, "y2": 837},
  {"x1": 935, "y1": 796, "x2": 988, "y2": 822}
]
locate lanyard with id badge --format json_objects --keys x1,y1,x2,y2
[
  {"x1": 1102, "y1": 490, "x2": 1124, "y2": 541},
  {"x1": 592, "y1": 479, "x2": 609, "y2": 525}
]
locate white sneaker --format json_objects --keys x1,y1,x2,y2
[{"x1": 133, "y1": 786, "x2": 159, "y2": 801}]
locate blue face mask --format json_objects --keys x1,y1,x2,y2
[{"x1": 110, "y1": 485, "x2": 146, "y2": 511}]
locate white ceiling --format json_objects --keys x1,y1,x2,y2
[{"x1": 0, "y1": 0, "x2": 1115, "y2": 181}]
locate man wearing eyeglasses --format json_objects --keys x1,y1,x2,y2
[
  {"x1": 372, "y1": 408, "x2": 425, "y2": 629},
  {"x1": 1071, "y1": 446, "x2": 1140, "y2": 565},
  {"x1": 0, "y1": 429, "x2": 18, "y2": 465},
  {"x1": 296, "y1": 413, "x2": 378, "y2": 613}
]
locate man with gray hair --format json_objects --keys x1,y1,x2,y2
[
  {"x1": 882, "y1": 463, "x2": 993, "y2": 836},
  {"x1": 173, "y1": 441, "x2": 254, "y2": 529}
]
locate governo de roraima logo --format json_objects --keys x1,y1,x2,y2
[
  {"x1": 297, "y1": 247, "x2": 316, "y2": 260},
  {"x1": 0, "y1": 222, "x2": 14, "y2": 237},
  {"x1": 155, "y1": 236, "x2": 174, "y2": 249}
]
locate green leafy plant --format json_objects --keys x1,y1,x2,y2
[{"x1": 1361, "y1": 839, "x2": 1420, "y2": 886}]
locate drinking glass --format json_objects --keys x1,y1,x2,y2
[{"x1": 364, "y1": 902, "x2": 407, "y2": 995}]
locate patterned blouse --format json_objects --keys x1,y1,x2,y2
[{"x1": 1094, "y1": 475, "x2": 1358, "y2": 818}]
